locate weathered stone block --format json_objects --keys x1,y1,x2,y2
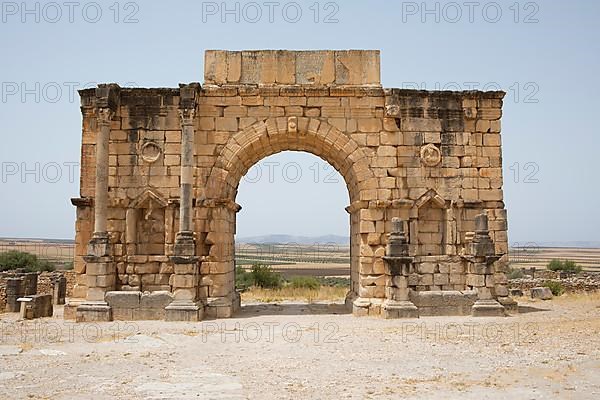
[
  {"x1": 86, "y1": 263, "x2": 113, "y2": 276},
  {"x1": 140, "y1": 291, "x2": 174, "y2": 309},
  {"x1": 105, "y1": 291, "x2": 141, "y2": 308},
  {"x1": 530, "y1": 287, "x2": 553, "y2": 300},
  {"x1": 466, "y1": 274, "x2": 486, "y2": 287},
  {"x1": 433, "y1": 273, "x2": 449, "y2": 286},
  {"x1": 418, "y1": 263, "x2": 436, "y2": 274},
  {"x1": 134, "y1": 263, "x2": 160, "y2": 274}
]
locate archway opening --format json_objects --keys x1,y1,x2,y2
[{"x1": 234, "y1": 151, "x2": 351, "y2": 314}]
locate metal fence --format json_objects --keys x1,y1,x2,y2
[
  {"x1": 0, "y1": 240, "x2": 74, "y2": 263},
  {"x1": 234, "y1": 243, "x2": 350, "y2": 266},
  {"x1": 508, "y1": 246, "x2": 600, "y2": 269}
]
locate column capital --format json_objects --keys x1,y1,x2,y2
[
  {"x1": 178, "y1": 108, "x2": 196, "y2": 126},
  {"x1": 97, "y1": 107, "x2": 114, "y2": 127},
  {"x1": 178, "y1": 83, "x2": 200, "y2": 126},
  {"x1": 94, "y1": 83, "x2": 120, "y2": 113}
]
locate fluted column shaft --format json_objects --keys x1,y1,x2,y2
[{"x1": 93, "y1": 108, "x2": 112, "y2": 236}]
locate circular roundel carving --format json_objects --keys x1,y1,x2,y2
[
  {"x1": 420, "y1": 144, "x2": 441, "y2": 167},
  {"x1": 140, "y1": 142, "x2": 162, "y2": 163}
]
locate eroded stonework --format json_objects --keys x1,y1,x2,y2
[{"x1": 69, "y1": 50, "x2": 514, "y2": 321}]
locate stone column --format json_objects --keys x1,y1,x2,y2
[
  {"x1": 166, "y1": 84, "x2": 202, "y2": 321},
  {"x1": 173, "y1": 107, "x2": 196, "y2": 255},
  {"x1": 381, "y1": 218, "x2": 419, "y2": 318},
  {"x1": 94, "y1": 109, "x2": 110, "y2": 234},
  {"x1": 173, "y1": 84, "x2": 198, "y2": 257},
  {"x1": 76, "y1": 85, "x2": 119, "y2": 322},
  {"x1": 86, "y1": 106, "x2": 113, "y2": 257},
  {"x1": 465, "y1": 213, "x2": 506, "y2": 317}
]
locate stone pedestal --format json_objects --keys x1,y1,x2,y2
[
  {"x1": 352, "y1": 297, "x2": 372, "y2": 317},
  {"x1": 64, "y1": 298, "x2": 85, "y2": 320},
  {"x1": 471, "y1": 299, "x2": 506, "y2": 317},
  {"x1": 167, "y1": 257, "x2": 203, "y2": 321},
  {"x1": 165, "y1": 300, "x2": 203, "y2": 321},
  {"x1": 497, "y1": 296, "x2": 518, "y2": 313},
  {"x1": 462, "y1": 213, "x2": 510, "y2": 317},
  {"x1": 380, "y1": 218, "x2": 419, "y2": 319},
  {"x1": 76, "y1": 301, "x2": 112, "y2": 322},
  {"x1": 77, "y1": 253, "x2": 116, "y2": 322},
  {"x1": 205, "y1": 296, "x2": 237, "y2": 319},
  {"x1": 382, "y1": 300, "x2": 419, "y2": 319}
]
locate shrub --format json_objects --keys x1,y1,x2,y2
[
  {"x1": 0, "y1": 251, "x2": 55, "y2": 272},
  {"x1": 547, "y1": 259, "x2": 582, "y2": 273},
  {"x1": 543, "y1": 281, "x2": 564, "y2": 296},
  {"x1": 547, "y1": 259, "x2": 563, "y2": 271},
  {"x1": 507, "y1": 267, "x2": 524, "y2": 280},
  {"x1": 0, "y1": 250, "x2": 37, "y2": 271},
  {"x1": 34, "y1": 259, "x2": 56, "y2": 272},
  {"x1": 250, "y1": 264, "x2": 282, "y2": 289},
  {"x1": 562, "y1": 260, "x2": 582, "y2": 273},
  {"x1": 289, "y1": 276, "x2": 321, "y2": 290},
  {"x1": 235, "y1": 266, "x2": 254, "y2": 292}
]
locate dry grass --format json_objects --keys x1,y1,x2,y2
[
  {"x1": 241, "y1": 285, "x2": 348, "y2": 303},
  {"x1": 552, "y1": 290, "x2": 600, "y2": 304}
]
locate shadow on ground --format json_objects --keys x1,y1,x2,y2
[
  {"x1": 518, "y1": 304, "x2": 551, "y2": 314},
  {"x1": 234, "y1": 302, "x2": 351, "y2": 318}
]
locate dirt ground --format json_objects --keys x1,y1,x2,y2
[{"x1": 1, "y1": 294, "x2": 599, "y2": 399}]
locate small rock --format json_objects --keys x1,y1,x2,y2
[
  {"x1": 39, "y1": 349, "x2": 67, "y2": 356},
  {"x1": 509, "y1": 288, "x2": 523, "y2": 297},
  {"x1": 530, "y1": 287, "x2": 553, "y2": 300}
]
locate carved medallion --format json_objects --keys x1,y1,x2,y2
[
  {"x1": 287, "y1": 116, "x2": 298, "y2": 133},
  {"x1": 140, "y1": 142, "x2": 162, "y2": 163},
  {"x1": 420, "y1": 144, "x2": 441, "y2": 167}
]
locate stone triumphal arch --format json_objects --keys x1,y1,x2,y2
[{"x1": 68, "y1": 50, "x2": 515, "y2": 322}]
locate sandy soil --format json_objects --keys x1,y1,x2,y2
[{"x1": 1, "y1": 295, "x2": 599, "y2": 399}]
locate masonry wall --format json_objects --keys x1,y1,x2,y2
[
  {"x1": 72, "y1": 50, "x2": 509, "y2": 314},
  {"x1": 0, "y1": 271, "x2": 75, "y2": 312}
]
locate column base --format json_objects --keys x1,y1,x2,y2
[
  {"x1": 86, "y1": 233, "x2": 110, "y2": 258},
  {"x1": 205, "y1": 297, "x2": 235, "y2": 318},
  {"x1": 497, "y1": 296, "x2": 519, "y2": 313},
  {"x1": 352, "y1": 297, "x2": 371, "y2": 316},
  {"x1": 382, "y1": 300, "x2": 419, "y2": 319},
  {"x1": 345, "y1": 291, "x2": 357, "y2": 311},
  {"x1": 76, "y1": 301, "x2": 112, "y2": 322},
  {"x1": 165, "y1": 300, "x2": 203, "y2": 321},
  {"x1": 351, "y1": 297, "x2": 384, "y2": 316},
  {"x1": 471, "y1": 300, "x2": 506, "y2": 317},
  {"x1": 173, "y1": 231, "x2": 196, "y2": 258},
  {"x1": 64, "y1": 298, "x2": 85, "y2": 320}
]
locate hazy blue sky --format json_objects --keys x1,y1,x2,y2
[{"x1": 0, "y1": 0, "x2": 598, "y2": 244}]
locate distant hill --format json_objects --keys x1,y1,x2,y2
[
  {"x1": 236, "y1": 234, "x2": 349, "y2": 245},
  {"x1": 530, "y1": 241, "x2": 600, "y2": 249},
  {"x1": 0, "y1": 237, "x2": 74, "y2": 244}
]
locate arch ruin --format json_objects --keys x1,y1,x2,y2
[{"x1": 68, "y1": 50, "x2": 515, "y2": 322}]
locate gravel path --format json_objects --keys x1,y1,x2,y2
[{"x1": 1, "y1": 295, "x2": 599, "y2": 399}]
